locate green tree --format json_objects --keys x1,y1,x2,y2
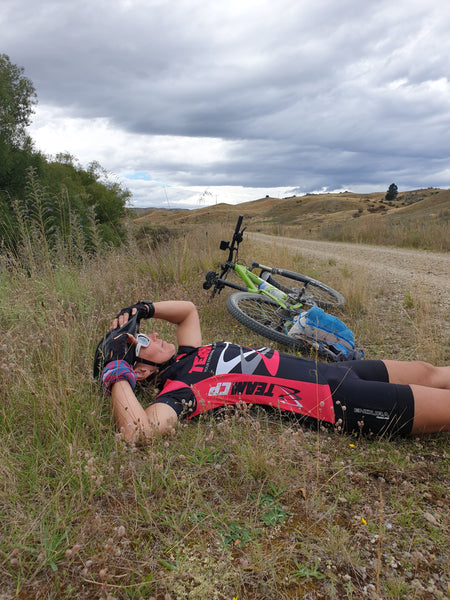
[
  {"x1": 0, "y1": 56, "x2": 131, "y2": 252},
  {"x1": 0, "y1": 54, "x2": 40, "y2": 199},
  {"x1": 385, "y1": 183, "x2": 398, "y2": 201},
  {"x1": 0, "y1": 53, "x2": 37, "y2": 147},
  {"x1": 38, "y1": 157, "x2": 131, "y2": 245}
]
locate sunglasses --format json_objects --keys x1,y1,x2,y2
[
  {"x1": 135, "y1": 333, "x2": 151, "y2": 357},
  {"x1": 133, "y1": 334, "x2": 162, "y2": 369},
  {"x1": 133, "y1": 332, "x2": 175, "y2": 372}
]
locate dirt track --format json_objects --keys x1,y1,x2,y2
[
  {"x1": 249, "y1": 233, "x2": 450, "y2": 345},
  {"x1": 249, "y1": 233, "x2": 449, "y2": 306}
]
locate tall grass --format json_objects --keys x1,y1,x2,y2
[
  {"x1": 0, "y1": 219, "x2": 448, "y2": 599},
  {"x1": 303, "y1": 211, "x2": 448, "y2": 252},
  {"x1": 315, "y1": 211, "x2": 449, "y2": 252},
  {"x1": 0, "y1": 169, "x2": 105, "y2": 275},
  {"x1": 261, "y1": 209, "x2": 449, "y2": 252}
]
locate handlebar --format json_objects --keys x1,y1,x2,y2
[
  {"x1": 203, "y1": 215, "x2": 246, "y2": 297},
  {"x1": 219, "y1": 215, "x2": 245, "y2": 260}
]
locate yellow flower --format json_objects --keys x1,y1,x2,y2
[
  {"x1": 349, "y1": 443, "x2": 355, "y2": 448},
  {"x1": 361, "y1": 517, "x2": 367, "y2": 525}
]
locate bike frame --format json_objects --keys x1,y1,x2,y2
[
  {"x1": 203, "y1": 215, "x2": 304, "y2": 310},
  {"x1": 217, "y1": 262, "x2": 308, "y2": 311},
  {"x1": 203, "y1": 215, "x2": 357, "y2": 361}
]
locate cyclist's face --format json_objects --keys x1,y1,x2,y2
[{"x1": 136, "y1": 332, "x2": 175, "y2": 365}]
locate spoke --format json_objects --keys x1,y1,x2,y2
[{"x1": 238, "y1": 298, "x2": 289, "y2": 332}]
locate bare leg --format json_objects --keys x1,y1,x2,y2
[
  {"x1": 410, "y1": 384, "x2": 450, "y2": 434},
  {"x1": 383, "y1": 360, "x2": 450, "y2": 389}
]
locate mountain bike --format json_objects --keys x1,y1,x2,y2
[{"x1": 203, "y1": 216, "x2": 362, "y2": 361}]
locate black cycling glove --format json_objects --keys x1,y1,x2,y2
[
  {"x1": 104, "y1": 332, "x2": 133, "y2": 367},
  {"x1": 115, "y1": 301, "x2": 155, "y2": 321}
]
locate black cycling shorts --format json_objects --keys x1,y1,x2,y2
[{"x1": 320, "y1": 360, "x2": 415, "y2": 436}]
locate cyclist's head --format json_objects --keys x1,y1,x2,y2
[
  {"x1": 132, "y1": 332, "x2": 176, "y2": 382},
  {"x1": 93, "y1": 316, "x2": 176, "y2": 382}
]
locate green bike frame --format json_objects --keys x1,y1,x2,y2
[{"x1": 233, "y1": 263, "x2": 303, "y2": 310}]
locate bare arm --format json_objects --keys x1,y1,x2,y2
[
  {"x1": 111, "y1": 380, "x2": 178, "y2": 442},
  {"x1": 108, "y1": 300, "x2": 201, "y2": 442},
  {"x1": 112, "y1": 300, "x2": 202, "y2": 348},
  {"x1": 152, "y1": 300, "x2": 202, "y2": 348}
]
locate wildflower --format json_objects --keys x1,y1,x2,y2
[
  {"x1": 361, "y1": 517, "x2": 367, "y2": 525},
  {"x1": 349, "y1": 443, "x2": 355, "y2": 448},
  {"x1": 117, "y1": 525, "x2": 126, "y2": 537}
]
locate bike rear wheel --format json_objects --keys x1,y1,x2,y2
[
  {"x1": 226, "y1": 292, "x2": 309, "y2": 351},
  {"x1": 262, "y1": 269, "x2": 345, "y2": 308}
]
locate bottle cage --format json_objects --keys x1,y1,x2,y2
[{"x1": 93, "y1": 313, "x2": 140, "y2": 379}]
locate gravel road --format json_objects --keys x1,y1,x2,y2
[{"x1": 249, "y1": 233, "x2": 450, "y2": 343}]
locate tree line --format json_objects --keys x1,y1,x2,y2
[{"x1": 0, "y1": 53, "x2": 130, "y2": 258}]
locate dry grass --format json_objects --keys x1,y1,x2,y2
[
  {"x1": 0, "y1": 219, "x2": 448, "y2": 599},
  {"x1": 137, "y1": 187, "x2": 450, "y2": 252}
]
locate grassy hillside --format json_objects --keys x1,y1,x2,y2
[
  {"x1": 0, "y1": 204, "x2": 448, "y2": 599},
  {"x1": 133, "y1": 188, "x2": 449, "y2": 251}
]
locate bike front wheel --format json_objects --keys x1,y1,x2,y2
[
  {"x1": 262, "y1": 269, "x2": 345, "y2": 308},
  {"x1": 226, "y1": 292, "x2": 308, "y2": 351}
]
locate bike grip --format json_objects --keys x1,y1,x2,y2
[{"x1": 234, "y1": 215, "x2": 243, "y2": 233}]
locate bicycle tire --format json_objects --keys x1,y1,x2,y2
[
  {"x1": 226, "y1": 292, "x2": 309, "y2": 352},
  {"x1": 262, "y1": 269, "x2": 345, "y2": 308}
]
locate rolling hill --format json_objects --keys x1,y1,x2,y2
[{"x1": 131, "y1": 188, "x2": 449, "y2": 237}]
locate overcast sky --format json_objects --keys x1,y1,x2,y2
[{"x1": 2, "y1": 0, "x2": 450, "y2": 208}]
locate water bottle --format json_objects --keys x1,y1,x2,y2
[{"x1": 258, "y1": 280, "x2": 285, "y2": 299}]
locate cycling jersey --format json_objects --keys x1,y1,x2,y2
[
  {"x1": 156, "y1": 342, "x2": 334, "y2": 422},
  {"x1": 153, "y1": 342, "x2": 415, "y2": 436}
]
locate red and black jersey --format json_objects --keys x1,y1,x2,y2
[{"x1": 155, "y1": 342, "x2": 335, "y2": 424}]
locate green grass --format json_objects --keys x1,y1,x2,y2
[{"x1": 0, "y1": 219, "x2": 448, "y2": 599}]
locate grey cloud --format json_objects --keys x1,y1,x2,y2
[{"x1": 2, "y1": 0, "x2": 450, "y2": 198}]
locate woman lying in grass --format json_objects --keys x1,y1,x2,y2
[{"x1": 97, "y1": 300, "x2": 450, "y2": 443}]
